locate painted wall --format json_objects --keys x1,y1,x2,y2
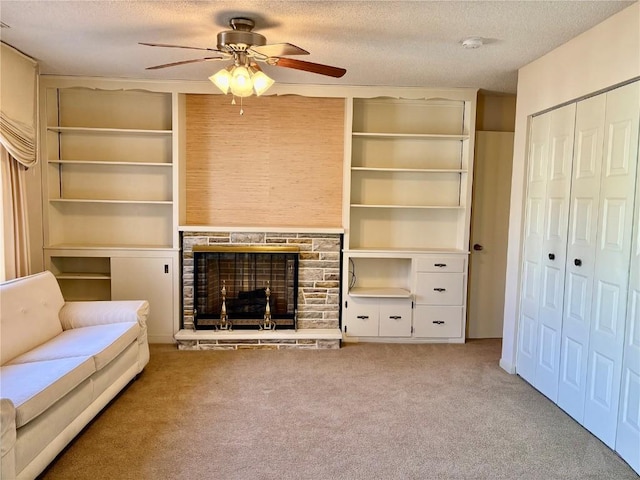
[{"x1": 500, "y1": 3, "x2": 640, "y2": 373}]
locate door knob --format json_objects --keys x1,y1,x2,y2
[
  {"x1": 548, "y1": 253, "x2": 555, "y2": 260},
  {"x1": 574, "y1": 258, "x2": 582, "y2": 267},
  {"x1": 473, "y1": 244, "x2": 483, "y2": 251}
]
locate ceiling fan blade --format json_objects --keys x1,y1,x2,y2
[
  {"x1": 139, "y1": 42, "x2": 221, "y2": 53},
  {"x1": 145, "y1": 57, "x2": 225, "y2": 70},
  {"x1": 269, "y1": 57, "x2": 346, "y2": 78},
  {"x1": 250, "y1": 43, "x2": 309, "y2": 57}
]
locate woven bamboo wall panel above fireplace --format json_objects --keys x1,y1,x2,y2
[{"x1": 185, "y1": 94, "x2": 344, "y2": 228}]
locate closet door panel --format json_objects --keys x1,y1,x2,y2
[
  {"x1": 558, "y1": 93, "x2": 606, "y2": 421},
  {"x1": 584, "y1": 81, "x2": 640, "y2": 447},
  {"x1": 517, "y1": 113, "x2": 550, "y2": 383},
  {"x1": 534, "y1": 103, "x2": 576, "y2": 401},
  {"x1": 617, "y1": 227, "x2": 640, "y2": 471}
]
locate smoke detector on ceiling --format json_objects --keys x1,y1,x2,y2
[{"x1": 461, "y1": 37, "x2": 483, "y2": 49}]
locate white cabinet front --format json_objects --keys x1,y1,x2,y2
[
  {"x1": 415, "y1": 273, "x2": 464, "y2": 305},
  {"x1": 413, "y1": 306, "x2": 463, "y2": 338},
  {"x1": 345, "y1": 298, "x2": 379, "y2": 337},
  {"x1": 345, "y1": 297, "x2": 412, "y2": 338},
  {"x1": 378, "y1": 301, "x2": 412, "y2": 337}
]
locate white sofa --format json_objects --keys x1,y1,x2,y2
[{"x1": 0, "y1": 271, "x2": 150, "y2": 480}]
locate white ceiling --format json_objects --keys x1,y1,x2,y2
[{"x1": 0, "y1": 1, "x2": 635, "y2": 94}]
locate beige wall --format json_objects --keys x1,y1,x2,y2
[
  {"x1": 476, "y1": 92, "x2": 516, "y2": 132},
  {"x1": 500, "y1": 3, "x2": 640, "y2": 373}
]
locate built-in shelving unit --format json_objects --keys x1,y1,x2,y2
[
  {"x1": 342, "y1": 90, "x2": 477, "y2": 343},
  {"x1": 40, "y1": 82, "x2": 180, "y2": 343}
]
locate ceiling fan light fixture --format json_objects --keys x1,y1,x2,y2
[
  {"x1": 229, "y1": 65, "x2": 254, "y2": 97},
  {"x1": 210, "y1": 63, "x2": 275, "y2": 97},
  {"x1": 250, "y1": 69, "x2": 274, "y2": 96},
  {"x1": 209, "y1": 66, "x2": 233, "y2": 94}
]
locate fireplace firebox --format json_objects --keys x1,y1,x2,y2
[{"x1": 193, "y1": 246, "x2": 299, "y2": 330}]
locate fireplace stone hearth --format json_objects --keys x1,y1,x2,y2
[{"x1": 177, "y1": 230, "x2": 343, "y2": 349}]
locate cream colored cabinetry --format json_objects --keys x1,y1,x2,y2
[
  {"x1": 342, "y1": 89, "x2": 477, "y2": 343},
  {"x1": 111, "y1": 256, "x2": 175, "y2": 344},
  {"x1": 345, "y1": 297, "x2": 412, "y2": 337},
  {"x1": 40, "y1": 81, "x2": 179, "y2": 343},
  {"x1": 414, "y1": 256, "x2": 467, "y2": 338}
]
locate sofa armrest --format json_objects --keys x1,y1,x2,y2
[
  {"x1": 0, "y1": 398, "x2": 16, "y2": 480},
  {"x1": 59, "y1": 300, "x2": 149, "y2": 330}
]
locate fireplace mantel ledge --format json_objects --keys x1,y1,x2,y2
[
  {"x1": 175, "y1": 328, "x2": 342, "y2": 341},
  {"x1": 178, "y1": 226, "x2": 344, "y2": 234}
]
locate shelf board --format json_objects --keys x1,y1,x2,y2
[
  {"x1": 351, "y1": 167, "x2": 466, "y2": 173},
  {"x1": 49, "y1": 199, "x2": 172, "y2": 205},
  {"x1": 48, "y1": 160, "x2": 172, "y2": 167},
  {"x1": 55, "y1": 273, "x2": 111, "y2": 280},
  {"x1": 345, "y1": 248, "x2": 470, "y2": 255},
  {"x1": 45, "y1": 244, "x2": 178, "y2": 251},
  {"x1": 350, "y1": 204, "x2": 464, "y2": 209},
  {"x1": 47, "y1": 126, "x2": 172, "y2": 135},
  {"x1": 349, "y1": 287, "x2": 411, "y2": 298},
  {"x1": 352, "y1": 132, "x2": 468, "y2": 140}
]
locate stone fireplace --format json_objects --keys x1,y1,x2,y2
[{"x1": 177, "y1": 230, "x2": 343, "y2": 349}]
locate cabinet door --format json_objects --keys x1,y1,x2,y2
[
  {"x1": 345, "y1": 298, "x2": 379, "y2": 337},
  {"x1": 557, "y1": 93, "x2": 606, "y2": 422},
  {"x1": 584, "y1": 81, "x2": 639, "y2": 447},
  {"x1": 111, "y1": 256, "x2": 175, "y2": 343},
  {"x1": 378, "y1": 300, "x2": 412, "y2": 337}
]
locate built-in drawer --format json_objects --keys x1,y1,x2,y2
[
  {"x1": 415, "y1": 273, "x2": 464, "y2": 305},
  {"x1": 413, "y1": 306, "x2": 463, "y2": 338},
  {"x1": 415, "y1": 256, "x2": 466, "y2": 273}
]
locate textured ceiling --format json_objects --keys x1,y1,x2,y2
[{"x1": 0, "y1": 1, "x2": 636, "y2": 94}]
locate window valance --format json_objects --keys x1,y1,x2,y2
[{"x1": 0, "y1": 42, "x2": 38, "y2": 168}]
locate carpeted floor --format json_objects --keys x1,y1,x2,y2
[{"x1": 39, "y1": 340, "x2": 637, "y2": 479}]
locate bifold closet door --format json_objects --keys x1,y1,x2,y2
[
  {"x1": 616, "y1": 130, "x2": 640, "y2": 472},
  {"x1": 583, "y1": 81, "x2": 640, "y2": 448},
  {"x1": 517, "y1": 103, "x2": 575, "y2": 402},
  {"x1": 557, "y1": 93, "x2": 606, "y2": 422}
]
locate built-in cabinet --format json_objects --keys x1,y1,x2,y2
[
  {"x1": 517, "y1": 80, "x2": 640, "y2": 472},
  {"x1": 40, "y1": 81, "x2": 180, "y2": 343},
  {"x1": 342, "y1": 89, "x2": 477, "y2": 343}
]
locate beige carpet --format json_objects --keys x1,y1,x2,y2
[{"x1": 39, "y1": 340, "x2": 637, "y2": 479}]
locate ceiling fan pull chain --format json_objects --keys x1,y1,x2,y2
[{"x1": 239, "y1": 96, "x2": 244, "y2": 116}]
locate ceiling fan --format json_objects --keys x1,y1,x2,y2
[{"x1": 140, "y1": 17, "x2": 346, "y2": 97}]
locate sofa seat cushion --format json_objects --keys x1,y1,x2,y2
[
  {"x1": 8, "y1": 322, "x2": 140, "y2": 371},
  {"x1": 0, "y1": 356, "x2": 95, "y2": 428}
]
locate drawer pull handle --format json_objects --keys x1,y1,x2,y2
[
  {"x1": 356, "y1": 315, "x2": 369, "y2": 320},
  {"x1": 433, "y1": 288, "x2": 446, "y2": 292},
  {"x1": 434, "y1": 263, "x2": 447, "y2": 268},
  {"x1": 433, "y1": 320, "x2": 445, "y2": 325},
  {"x1": 389, "y1": 315, "x2": 402, "y2": 319}
]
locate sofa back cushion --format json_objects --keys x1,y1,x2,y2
[{"x1": 0, "y1": 271, "x2": 65, "y2": 365}]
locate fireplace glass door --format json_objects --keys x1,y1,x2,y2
[{"x1": 193, "y1": 249, "x2": 299, "y2": 330}]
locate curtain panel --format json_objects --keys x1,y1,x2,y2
[{"x1": 0, "y1": 42, "x2": 38, "y2": 168}]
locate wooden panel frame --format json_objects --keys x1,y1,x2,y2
[{"x1": 185, "y1": 94, "x2": 344, "y2": 227}]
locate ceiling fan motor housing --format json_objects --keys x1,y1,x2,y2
[{"x1": 217, "y1": 17, "x2": 266, "y2": 53}]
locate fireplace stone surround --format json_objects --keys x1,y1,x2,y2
[{"x1": 176, "y1": 230, "x2": 343, "y2": 350}]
